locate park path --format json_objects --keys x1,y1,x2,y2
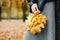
[{"x1": 0, "y1": 20, "x2": 26, "y2": 40}]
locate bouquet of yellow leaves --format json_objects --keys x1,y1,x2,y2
[{"x1": 26, "y1": 12, "x2": 47, "y2": 34}]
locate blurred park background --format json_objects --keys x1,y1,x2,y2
[
  {"x1": 0, "y1": 0, "x2": 30, "y2": 21},
  {"x1": 0, "y1": 0, "x2": 30, "y2": 40}
]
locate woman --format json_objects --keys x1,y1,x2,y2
[{"x1": 23, "y1": 0, "x2": 55, "y2": 40}]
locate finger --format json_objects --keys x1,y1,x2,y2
[
  {"x1": 35, "y1": 6, "x2": 40, "y2": 13},
  {"x1": 31, "y1": 6, "x2": 36, "y2": 13},
  {"x1": 37, "y1": 10, "x2": 40, "y2": 13},
  {"x1": 35, "y1": 5, "x2": 39, "y2": 11}
]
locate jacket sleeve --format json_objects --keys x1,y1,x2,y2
[{"x1": 32, "y1": 0, "x2": 38, "y2": 4}]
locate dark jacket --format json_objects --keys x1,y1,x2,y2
[{"x1": 27, "y1": 0, "x2": 54, "y2": 12}]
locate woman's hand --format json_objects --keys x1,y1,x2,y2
[{"x1": 31, "y1": 3, "x2": 40, "y2": 13}]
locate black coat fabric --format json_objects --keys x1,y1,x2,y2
[
  {"x1": 27, "y1": 0, "x2": 55, "y2": 12},
  {"x1": 28, "y1": 0, "x2": 54, "y2": 3}
]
